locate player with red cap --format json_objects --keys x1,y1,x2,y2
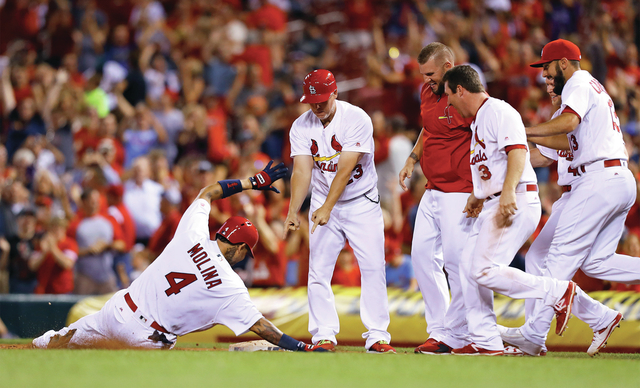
[
  {"x1": 499, "y1": 38, "x2": 636, "y2": 357},
  {"x1": 284, "y1": 69, "x2": 395, "y2": 353},
  {"x1": 34, "y1": 161, "x2": 328, "y2": 352}
]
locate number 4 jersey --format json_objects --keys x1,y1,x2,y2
[
  {"x1": 469, "y1": 97, "x2": 537, "y2": 199},
  {"x1": 290, "y1": 100, "x2": 378, "y2": 201},
  {"x1": 127, "y1": 199, "x2": 263, "y2": 337}
]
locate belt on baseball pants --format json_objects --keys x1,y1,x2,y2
[
  {"x1": 577, "y1": 159, "x2": 625, "y2": 174},
  {"x1": 124, "y1": 292, "x2": 169, "y2": 334},
  {"x1": 486, "y1": 184, "x2": 538, "y2": 201},
  {"x1": 561, "y1": 185, "x2": 572, "y2": 193}
]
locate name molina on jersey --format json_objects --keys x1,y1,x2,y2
[{"x1": 188, "y1": 243, "x2": 222, "y2": 289}]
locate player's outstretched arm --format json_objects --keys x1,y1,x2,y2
[
  {"x1": 526, "y1": 113, "x2": 580, "y2": 137},
  {"x1": 249, "y1": 317, "x2": 328, "y2": 352},
  {"x1": 197, "y1": 160, "x2": 289, "y2": 202},
  {"x1": 528, "y1": 134, "x2": 571, "y2": 151}
]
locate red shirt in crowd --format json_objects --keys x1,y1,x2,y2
[
  {"x1": 419, "y1": 83, "x2": 473, "y2": 193},
  {"x1": 251, "y1": 240, "x2": 287, "y2": 288},
  {"x1": 34, "y1": 237, "x2": 79, "y2": 294},
  {"x1": 147, "y1": 209, "x2": 182, "y2": 256}
]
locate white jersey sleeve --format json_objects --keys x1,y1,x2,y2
[
  {"x1": 289, "y1": 117, "x2": 312, "y2": 157},
  {"x1": 494, "y1": 105, "x2": 529, "y2": 150},
  {"x1": 537, "y1": 145, "x2": 558, "y2": 161},
  {"x1": 341, "y1": 111, "x2": 373, "y2": 154},
  {"x1": 215, "y1": 293, "x2": 263, "y2": 335},
  {"x1": 174, "y1": 198, "x2": 211, "y2": 241}
]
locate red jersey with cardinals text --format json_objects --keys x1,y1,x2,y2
[
  {"x1": 290, "y1": 100, "x2": 378, "y2": 201},
  {"x1": 419, "y1": 83, "x2": 473, "y2": 192}
]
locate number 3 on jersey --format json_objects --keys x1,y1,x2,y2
[
  {"x1": 478, "y1": 165, "x2": 492, "y2": 180},
  {"x1": 347, "y1": 163, "x2": 363, "y2": 185},
  {"x1": 165, "y1": 272, "x2": 197, "y2": 296}
]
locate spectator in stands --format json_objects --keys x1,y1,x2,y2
[
  {"x1": 6, "y1": 98, "x2": 46, "y2": 162},
  {"x1": 145, "y1": 187, "x2": 181, "y2": 260},
  {"x1": 123, "y1": 156, "x2": 163, "y2": 245},
  {"x1": 106, "y1": 184, "x2": 136, "y2": 288},
  {"x1": 30, "y1": 217, "x2": 78, "y2": 294},
  {"x1": 152, "y1": 92, "x2": 183, "y2": 166},
  {"x1": 122, "y1": 103, "x2": 168, "y2": 168},
  {"x1": 331, "y1": 245, "x2": 361, "y2": 287},
  {"x1": 385, "y1": 244, "x2": 418, "y2": 292},
  {"x1": 5, "y1": 207, "x2": 39, "y2": 293},
  {"x1": 68, "y1": 188, "x2": 126, "y2": 295}
]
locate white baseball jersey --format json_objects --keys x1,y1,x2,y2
[
  {"x1": 561, "y1": 70, "x2": 626, "y2": 167},
  {"x1": 537, "y1": 108, "x2": 577, "y2": 187},
  {"x1": 289, "y1": 100, "x2": 378, "y2": 201},
  {"x1": 128, "y1": 199, "x2": 262, "y2": 336},
  {"x1": 469, "y1": 97, "x2": 537, "y2": 199}
]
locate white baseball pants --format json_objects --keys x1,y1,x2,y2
[
  {"x1": 522, "y1": 165, "x2": 639, "y2": 347},
  {"x1": 460, "y1": 191, "x2": 570, "y2": 350},
  {"x1": 411, "y1": 190, "x2": 473, "y2": 348},
  {"x1": 308, "y1": 193, "x2": 391, "y2": 349},
  {"x1": 32, "y1": 290, "x2": 177, "y2": 349}
]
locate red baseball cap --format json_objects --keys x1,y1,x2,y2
[
  {"x1": 217, "y1": 216, "x2": 259, "y2": 257},
  {"x1": 300, "y1": 69, "x2": 337, "y2": 103},
  {"x1": 530, "y1": 39, "x2": 581, "y2": 68}
]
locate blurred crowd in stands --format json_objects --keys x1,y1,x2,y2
[{"x1": 0, "y1": 0, "x2": 639, "y2": 298}]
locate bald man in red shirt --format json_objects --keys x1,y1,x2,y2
[{"x1": 399, "y1": 43, "x2": 473, "y2": 355}]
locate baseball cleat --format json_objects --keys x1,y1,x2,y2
[
  {"x1": 554, "y1": 281, "x2": 577, "y2": 336},
  {"x1": 414, "y1": 338, "x2": 452, "y2": 355},
  {"x1": 367, "y1": 340, "x2": 396, "y2": 354},
  {"x1": 314, "y1": 339, "x2": 336, "y2": 352},
  {"x1": 503, "y1": 345, "x2": 524, "y2": 356},
  {"x1": 451, "y1": 343, "x2": 503, "y2": 356},
  {"x1": 587, "y1": 312, "x2": 623, "y2": 357},
  {"x1": 500, "y1": 327, "x2": 544, "y2": 356}
]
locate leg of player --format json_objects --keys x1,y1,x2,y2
[
  {"x1": 434, "y1": 191, "x2": 473, "y2": 350},
  {"x1": 457, "y1": 192, "x2": 573, "y2": 354},
  {"x1": 343, "y1": 197, "x2": 394, "y2": 353},
  {"x1": 307, "y1": 197, "x2": 345, "y2": 349},
  {"x1": 410, "y1": 191, "x2": 449, "y2": 350}
]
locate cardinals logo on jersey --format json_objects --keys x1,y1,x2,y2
[
  {"x1": 331, "y1": 135, "x2": 342, "y2": 152},
  {"x1": 310, "y1": 139, "x2": 319, "y2": 155},
  {"x1": 438, "y1": 105, "x2": 453, "y2": 124},
  {"x1": 474, "y1": 131, "x2": 486, "y2": 149},
  {"x1": 558, "y1": 149, "x2": 574, "y2": 161}
]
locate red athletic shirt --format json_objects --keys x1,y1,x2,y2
[
  {"x1": 34, "y1": 237, "x2": 78, "y2": 295},
  {"x1": 419, "y1": 84, "x2": 473, "y2": 193}
]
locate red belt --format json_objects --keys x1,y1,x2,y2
[
  {"x1": 487, "y1": 184, "x2": 538, "y2": 201},
  {"x1": 561, "y1": 185, "x2": 572, "y2": 193},
  {"x1": 124, "y1": 292, "x2": 169, "y2": 334},
  {"x1": 579, "y1": 159, "x2": 623, "y2": 173}
]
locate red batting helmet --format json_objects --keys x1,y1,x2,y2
[
  {"x1": 217, "y1": 216, "x2": 259, "y2": 257},
  {"x1": 300, "y1": 69, "x2": 337, "y2": 104},
  {"x1": 529, "y1": 39, "x2": 581, "y2": 68}
]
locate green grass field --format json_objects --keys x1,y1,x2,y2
[{"x1": 2, "y1": 339, "x2": 639, "y2": 388}]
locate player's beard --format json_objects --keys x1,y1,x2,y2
[
  {"x1": 224, "y1": 245, "x2": 240, "y2": 264},
  {"x1": 553, "y1": 62, "x2": 566, "y2": 96},
  {"x1": 434, "y1": 81, "x2": 445, "y2": 95}
]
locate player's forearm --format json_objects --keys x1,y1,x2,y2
[
  {"x1": 407, "y1": 129, "x2": 424, "y2": 164},
  {"x1": 287, "y1": 171, "x2": 311, "y2": 215},
  {"x1": 528, "y1": 134, "x2": 571, "y2": 151},
  {"x1": 322, "y1": 168, "x2": 352, "y2": 210},
  {"x1": 198, "y1": 179, "x2": 252, "y2": 202},
  {"x1": 527, "y1": 113, "x2": 579, "y2": 137},
  {"x1": 529, "y1": 148, "x2": 554, "y2": 168},
  {"x1": 249, "y1": 317, "x2": 284, "y2": 345},
  {"x1": 503, "y1": 149, "x2": 526, "y2": 192}
]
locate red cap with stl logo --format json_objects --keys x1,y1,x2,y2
[
  {"x1": 530, "y1": 39, "x2": 581, "y2": 68},
  {"x1": 300, "y1": 69, "x2": 337, "y2": 103},
  {"x1": 217, "y1": 216, "x2": 259, "y2": 257}
]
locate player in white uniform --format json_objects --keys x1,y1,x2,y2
[
  {"x1": 283, "y1": 69, "x2": 395, "y2": 353},
  {"x1": 33, "y1": 162, "x2": 326, "y2": 352},
  {"x1": 501, "y1": 39, "x2": 637, "y2": 357},
  {"x1": 440, "y1": 65, "x2": 578, "y2": 355}
]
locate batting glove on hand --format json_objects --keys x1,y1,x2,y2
[{"x1": 249, "y1": 160, "x2": 288, "y2": 193}]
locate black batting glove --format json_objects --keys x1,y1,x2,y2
[{"x1": 249, "y1": 160, "x2": 288, "y2": 193}]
